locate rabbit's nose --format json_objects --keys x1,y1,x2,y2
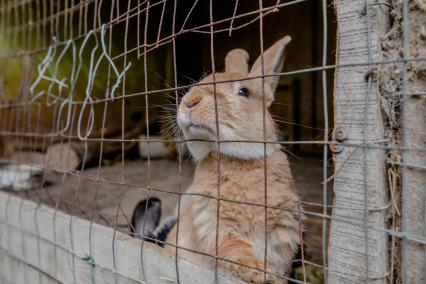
[{"x1": 184, "y1": 95, "x2": 202, "y2": 108}]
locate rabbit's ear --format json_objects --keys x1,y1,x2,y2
[
  {"x1": 249, "y1": 36, "x2": 291, "y2": 95},
  {"x1": 225, "y1": 49, "x2": 249, "y2": 75}
]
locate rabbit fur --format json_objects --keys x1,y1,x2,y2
[{"x1": 165, "y1": 36, "x2": 301, "y2": 283}]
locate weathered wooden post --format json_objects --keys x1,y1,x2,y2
[
  {"x1": 400, "y1": 1, "x2": 426, "y2": 282},
  {"x1": 328, "y1": 1, "x2": 390, "y2": 283}
]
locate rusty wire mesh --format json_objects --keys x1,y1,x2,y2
[{"x1": 0, "y1": 0, "x2": 425, "y2": 283}]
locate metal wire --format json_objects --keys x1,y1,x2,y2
[
  {"x1": 320, "y1": 0, "x2": 328, "y2": 281},
  {"x1": 0, "y1": 0, "x2": 424, "y2": 283}
]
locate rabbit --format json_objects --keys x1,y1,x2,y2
[{"x1": 164, "y1": 36, "x2": 301, "y2": 283}]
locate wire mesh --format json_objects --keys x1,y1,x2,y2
[{"x1": 0, "y1": 0, "x2": 424, "y2": 283}]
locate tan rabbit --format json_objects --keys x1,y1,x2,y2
[{"x1": 165, "y1": 36, "x2": 301, "y2": 283}]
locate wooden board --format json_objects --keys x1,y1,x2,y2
[{"x1": 0, "y1": 191, "x2": 244, "y2": 284}]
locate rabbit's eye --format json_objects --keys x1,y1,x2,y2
[{"x1": 238, "y1": 87, "x2": 249, "y2": 97}]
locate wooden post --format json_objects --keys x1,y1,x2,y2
[
  {"x1": 402, "y1": 2, "x2": 426, "y2": 282},
  {"x1": 328, "y1": 1, "x2": 390, "y2": 283}
]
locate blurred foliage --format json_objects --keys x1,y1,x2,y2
[{"x1": 0, "y1": 4, "x2": 174, "y2": 140}]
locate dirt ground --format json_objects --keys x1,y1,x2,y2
[{"x1": 8, "y1": 155, "x2": 331, "y2": 265}]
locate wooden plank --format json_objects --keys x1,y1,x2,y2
[
  {"x1": 328, "y1": 1, "x2": 390, "y2": 283},
  {"x1": 0, "y1": 191, "x2": 243, "y2": 284},
  {"x1": 0, "y1": 248, "x2": 59, "y2": 284}
]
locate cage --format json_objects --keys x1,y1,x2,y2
[{"x1": 0, "y1": 0, "x2": 425, "y2": 283}]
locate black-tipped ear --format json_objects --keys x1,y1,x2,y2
[
  {"x1": 130, "y1": 197, "x2": 161, "y2": 241},
  {"x1": 249, "y1": 36, "x2": 291, "y2": 94},
  {"x1": 225, "y1": 48, "x2": 250, "y2": 75}
]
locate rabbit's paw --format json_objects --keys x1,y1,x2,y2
[{"x1": 221, "y1": 257, "x2": 278, "y2": 283}]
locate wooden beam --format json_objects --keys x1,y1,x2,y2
[{"x1": 328, "y1": 1, "x2": 390, "y2": 283}]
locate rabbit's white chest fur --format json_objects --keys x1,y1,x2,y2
[
  {"x1": 186, "y1": 138, "x2": 279, "y2": 161},
  {"x1": 166, "y1": 150, "x2": 301, "y2": 280}
]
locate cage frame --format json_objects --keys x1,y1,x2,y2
[{"x1": 0, "y1": 0, "x2": 425, "y2": 283}]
